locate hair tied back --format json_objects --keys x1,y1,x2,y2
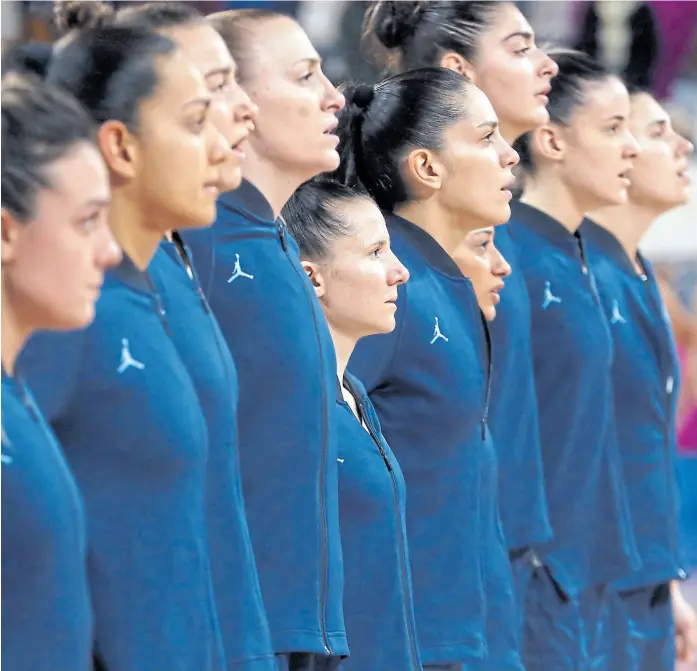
[{"x1": 352, "y1": 84, "x2": 375, "y2": 110}]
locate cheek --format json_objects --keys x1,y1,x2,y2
[{"x1": 208, "y1": 100, "x2": 234, "y2": 140}]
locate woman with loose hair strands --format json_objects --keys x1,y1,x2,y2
[
  {"x1": 283, "y1": 180, "x2": 416, "y2": 671},
  {"x1": 332, "y1": 66, "x2": 519, "y2": 670},
  {"x1": 180, "y1": 9, "x2": 349, "y2": 671},
  {"x1": 582, "y1": 88, "x2": 697, "y2": 671},
  {"x1": 15, "y1": 22, "x2": 233, "y2": 671},
  {"x1": 1, "y1": 75, "x2": 120, "y2": 671},
  {"x1": 51, "y1": 4, "x2": 276, "y2": 668},
  {"x1": 362, "y1": 8, "x2": 559, "y2": 659},
  {"x1": 509, "y1": 49, "x2": 642, "y2": 670}
]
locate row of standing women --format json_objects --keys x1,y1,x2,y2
[{"x1": 1, "y1": 1, "x2": 695, "y2": 670}]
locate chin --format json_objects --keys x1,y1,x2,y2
[
  {"x1": 483, "y1": 305, "x2": 496, "y2": 322},
  {"x1": 320, "y1": 149, "x2": 341, "y2": 173},
  {"x1": 51, "y1": 304, "x2": 95, "y2": 331}
]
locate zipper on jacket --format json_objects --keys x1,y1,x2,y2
[
  {"x1": 278, "y1": 221, "x2": 332, "y2": 655},
  {"x1": 171, "y1": 231, "x2": 211, "y2": 314},
  {"x1": 145, "y1": 273, "x2": 172, "y2": 336},
  {"x1": 479, "y1": 312, "x2": 493, "y2": 441},
  {"x1": 356, "y1": 395, "x2": 420, "y2": 671}
]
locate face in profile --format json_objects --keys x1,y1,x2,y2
[
  {"x1": 304, "y1": 197, "x2": 409, "y2": 341},
  {"x1": 555, "y1": 77, "x2": 640, "y2": 209},
  {"x1": 452, "y1": 227, "x2": 511, "y2": 321},
  {"x1": 450, "y1": 2, "x2": 558, "y2": 142},
  {"x1": 162, "y1": 22, "x2": 257, "y2": 191},
  {"x1": 625, "y1": 92, "x2": 693, "y2": 213},
  {"x1": 130, "y1": 49, "x2": 230, "y2": 231},
  {"x1": 237, "y1": 16, "x2": 345, "y2": 180},
  {"x1": 1, "y1": 142, "x2": 121, "y2": 331},
  {"x1": 435, "y1": 85, "x2": 519, "y2": 228}
]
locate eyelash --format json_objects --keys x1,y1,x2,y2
[
  {"x1": 370, "y1": 247, "x2": 381, "y2": 257},
  {"x1": 484, "y1": 132, "x2": 495, "y2": 144},
  {"x1": 514, "y1": 46, "x2": 531, "y2": 56},
  {"x1": 300, "y1": 72, "x2": 314, "y2": 82}
]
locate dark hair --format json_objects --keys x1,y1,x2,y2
[
  {"x1": 331, "y1": 67, "x2": 470, "y2": 212},
  {"x1": 1, "y1": 42, "x2": 53, "y2": 79},
  {"x1": 46, "y1": 25, "x2": 176, "y2": 131},
  {"x1": 282, "y1": 179, "x2": 373, "y2": 261},
  {"x1": 53, "y1": 0, "x2": 204, "y2": 34},
  {"x1": 208, "y1": 9, "x2": 291, "y2": 82},
  {"x1": 514, "y1": 48, "x2": 615, "y2": 174},
  {"x1": 2, "y1": 76, "x2": 97, "y2": 221},
  {"x1": 363, "y1": 1, "x2": 502, "y2": 73}
]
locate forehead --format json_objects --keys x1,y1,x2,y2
[
  {"x1": 144, "y1": 50, "x2": 210, "y2": 112},
  {"x1": 629, "y1": 93, "x2": 669, "y2": 127},
  {"x1": 575, "y1": 77, "x2": 630, "y2": 121},
  {"x1": 164, "y1": 23, "x2": 234, "y2": 75},
  {"x1": 244, "y1": 17, "x2": 318, "y2": 78},
  {"x1": 484, "y1": 3, "x2": 533, "y2": 41},
  {"x1": 340, "y1": 197, "x2": 385, "y2": 236}
]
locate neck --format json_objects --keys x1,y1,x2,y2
[
  {"x1": 241, "y1": 153, "x2": 308, "y2": 219},
  {"x1": 108, "y1": 192, "x2": 163, "y2": 270},
  {"x1": 329, "y1": 324, "x2": 357, "y2": 383},
  {"x1": 395, "y1": 198, "x2": 483, "y2": 256},
  {"x1": 1, "y1": 288, "x2": 32, "y2": 376},
  {"x1": 521, "y1": 174, "x2": 587, "y2": 233},
  {"x1": 589, "y1": 200, "x2": 657, "y2": 260}
]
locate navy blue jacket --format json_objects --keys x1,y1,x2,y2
[
  {"x1": 337, "y1": 372, "x2": 421, "y2": 671},
  {"x1": 349, "y1": 213, "x2": 519, "y2": 666},
  {"x1": 1, "y1": 370, "x2": 93, "y2": 671},
  {"x1": 149, "y1": 238, "x2": 276, "y2": 670},
  {"x1": 181, "y1": 181, "x2": 347, "y2": 657},
  {"x1": 582, "y1": 219, "x2": 688, "y2": 590},
  {"x1": 487, "y1": 223, "x2": 553, "y2": 552},
  {"x1": 17, "y1": 254, "x2": 224, "y2": 671},
  {"x1": 509, "y1": 201, "x2": 639, "y2": 597}
]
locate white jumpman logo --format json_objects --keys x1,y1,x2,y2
[
  {"x1": 1, "y1": 427, "x2": 12, "y2": 465},
  {"x1": 227, "y1": 254, "x2": 254, "y2": 283},
  {"x1": 117, "y1": 338, "x2": 145, "y2": 374},
  {"x1": 430, "y1": 317, "x2": 449, "y2": 345},
  {"x1": 610, "y1": 300, "x2": 627, "y2": 325},
  {"x1": 542, "y1": 281, "x2": 562, "y2": 309}
]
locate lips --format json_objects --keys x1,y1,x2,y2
[{"x1": 323, "y1": 119, "x2": 339, "y2": 135}]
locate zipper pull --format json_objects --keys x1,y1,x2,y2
[
  {"x1": 197, "y1": 287, "x2": 211, "y2": 314},
  {"x1": 278, "y1": 222, "x2": 288, "y2": 251},
  {"x1": 481, "y1": 417, "x2": 488, "y2": 441}
]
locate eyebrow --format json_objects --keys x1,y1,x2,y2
[
  {"x1": 471, "y1": 229, "x2": 493, "y2": 239},
  {"x1": 648, "y1": 118, "x2": 669, "y2": 130},
  {"x1": 502, "y1": 30, "x2": 534, "y2": 44},
  {"x1": 291, "y1": 56, "x2": 321, "y2": 68},
  {"x1": 183, "y1": 98, "x2": 211, "y2": 113},
  {"x1": 82, "y1": 197, "x2": 111, "y2": 209},
  {"x1": 477, "y1": 120, "x2": 499, "y2": 131},
  {"x1": 204, "y1": 66, "x2": 231, "y2": 80},
  {"x1": 605, "y1": 115, "x2": 626, "y2": 123},
  {"x1": 369, "y1": 238, "x2": 388, "y2": 248}
]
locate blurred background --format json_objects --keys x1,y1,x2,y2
[{"x1": 2, "y1": 0, "x2": 696, "y2": 664}]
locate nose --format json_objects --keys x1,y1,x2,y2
[
  {"x1": 208, "y1": 125, "x2": 231, "y2": 166},
  {"x1": 232, "y1": 85, "x2": 258, "y2": 130},
  {"x1": 97, "y1": 222, "x2": 122, "y2": 270},
  {"x1": 322, "y1": 72, "x2": 346, "y2": 113},
  {"x1": 492, "y1": 247, "x2": 512, "y2": 279},
  {"x1": 623, "y1": 129, "x2": 641, "y2": 159},
  {"x1": 500, "y1": 137, "x2": 520, "y2": 169},
  {"x1": 539, "y1": 49, "x2": 559, "y2": 79},
  {"x1": 387, "y1": 251, "x2": 410, "y2": 286},
  {"x1": 676, "y1": 132, "x2": 694, "y2": 158}
]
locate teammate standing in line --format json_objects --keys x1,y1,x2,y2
[
  {"x1": 180, "y1": 10, "x2": 349, "y2": 671},
  {"x1": 582, "y1": 87, "x2": 697, "y2": 670},
  {"x1": 1, "y1": 75, "x2": 120, "y2": 671},
  {"x1": 362, "y1": 5, "x2": 558, "y2": 661},
  {"x1": 282, "y1": 179, "x2": 418, "y2": 671},
  {"x1": 16, "y1": 27, "x2": 232, "y2": 671},
  {"x1": 333, "y1": 68, "x2": 519, "y2": 670},
  {"x1": 52, "y1": 3, "x2": 279, "y2": 667},
  {"x1": 511, "y1": 49, "x2": 640, "y2": 670}
]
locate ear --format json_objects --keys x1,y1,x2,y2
[
  {"x1": 1, "y1": 208, "x2": 23, "y2": 265},
  {"x1": 530, "y1": 123, "x2": 567, "y2": 165},
  {"x1": 404, "y1": 147, "x2": 445, "y2": 196},
  {"x1": 96, "y1": 120, "x2": 139, "y2": 181},
  {"x1": 300, "y1": 260, "x2": 326, "y2": 300},
  {"x1": 439, "y1": 51, "x2": 477, "y2": 84}
]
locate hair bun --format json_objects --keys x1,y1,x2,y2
[
  {"x1": 53, "y1": 0, "x2": 114, "y2": 34},
  {"x1": 352, "y1": 84, "x2": 375, "y2": 110},
  {"x1": 1, "y1": 42, "x2": 53, "y2": 79},
  {"x1": 370, "y1": 1, "x2": 425, "y2": 49}
]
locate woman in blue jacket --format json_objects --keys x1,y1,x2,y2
[
  {"x1": 17, "y1": 25, "x2": 233, "y2": 671},
  {"x1": 511, "y1": 49, "x2": 641, "y2": 670},
  {"x1": 181, "y1": 10, "x2": 349, "y2": 670},
  {"x1": 582, "y1": 86, "x2": 696, "y2": 671},
  {"x1": 1, "y1": 75, "x2": 121, "y2": 671},
  {"x1": 282, "y1": 179, "x2": 416, "y2": 671},
  {"x1": 332, "y1": 69, "x2": 519, "y2": 670}
]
